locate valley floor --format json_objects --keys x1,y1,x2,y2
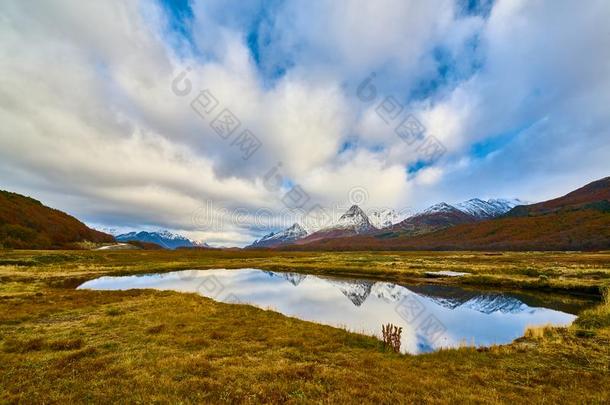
[{"x1": 0, "y1": 250, "x2": 609, "y2": 403}]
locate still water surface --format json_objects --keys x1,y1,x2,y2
[{"x1": 78, "y1": 269, "x2": 577, "y2": 354}]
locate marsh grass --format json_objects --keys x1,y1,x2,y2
[
  {"x1": 0, "y1": 250, "x2": 609, "y2": 403},
  {"x1": 575, "y1": 286, "x2": 610, "y2": 332}
]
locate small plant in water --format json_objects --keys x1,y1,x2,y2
[{"x1": 382, "y1": 323, "x2": 402, "y2": 353}]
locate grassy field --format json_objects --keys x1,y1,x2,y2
[{"x1": 0, "y1": 250, "x2": 609, "y2": 403}]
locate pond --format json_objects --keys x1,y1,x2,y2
[{"x1": 78, "y1": 269, "x2": 578, "y2": 354}]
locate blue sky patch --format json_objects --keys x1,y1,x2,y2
[
  {"x1": 470, "y1": 125, "x2": 529, "y2": 159},
  {"x1": 407, "y1": 160, "x2": 429, "y2": 175},
  {"x1": 158, "y1": 0, "x2": 193, "y2": 40}
]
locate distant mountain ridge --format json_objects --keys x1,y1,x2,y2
[
  {"x1": 379, "y1": 199, "x2": 523, "y2": 239},
  {"x1": 0, "y1": 190, "x2": 114, "y2": 249},
  {"x1": 249, "y1": 198, "x2": 521, "y2": 248},
  {"x1": 386, "y1": 202, "x2": 476, "y2": 237},
  {"x1": 116, "y1": 231, "x2": 208, "y2": 250}
]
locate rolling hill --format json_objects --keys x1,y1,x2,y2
[{"x1": 0, "y1": 190, "x2": 114, "y2": 249}]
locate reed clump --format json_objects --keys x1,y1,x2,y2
[{"x1": 382, "y1": 323, "x2": 402, "y2": 353}]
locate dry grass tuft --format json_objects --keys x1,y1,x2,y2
[
  {"x1": 105, "y1": 307, "x2": 121, "y2": 316},
  {"x1": 146, "y1": 324, "x2": 165, "y2": 334},
  {"x1": 183, "y1": 355, "x2": 214, "y2": 377},
  {"x1": 48, "y1": 337, "x2": 83, "y2": 351},
  {"x1": 524, "y1": 324, "x2": 556, "y2": 340},
  {"x1": 54, "y1": 347, "x2": 97, "y2": 368},
  {"x1": 2, "y1": 337, "x2": 45, "y2": 353}
]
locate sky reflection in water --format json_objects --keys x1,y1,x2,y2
[{"x1": 78, "y1": 269, "x2": 576, "y2": 354}]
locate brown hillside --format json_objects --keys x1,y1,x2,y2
[
  {"x1": 0, "y1": 190, "x2": 114, "y2": 249},
  {"x1": 509, "y1": 176, "x2": 610, "y2": 216}
]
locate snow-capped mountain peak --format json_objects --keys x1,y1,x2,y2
[
  {"x1": 331, "y1": 205, "x2": 375, "y2": 233},
  {"x1": 487, "y1": 198, "x2": 526, "y2": 212},
  {"x1": 455, "y1": 199, "x2": 492, "y2": 217},
  {"x1": 156, "y1": 230, "x2": 188, "y2": 240},
  {"x1": 281, "y1": 223, "x2": 307, "y2": 238},
  {"x1": 455, "y1": 198, "x2": 523, "y2": 219},
  {"x1": 422, "y1": 202, "x2": 458, "y2": 215},
  {"x1": 368, "y1": 208, "x2": 412, "y2": 229},
  {"x1": 264, "y1": 271, "x2": 308, "y2": 286},
  {"x1": 326, "y1": 278, "x2": 374, "y2": 306},
  {"x1": 248, "y1": 223, "x2": 308, "y2": 248}
]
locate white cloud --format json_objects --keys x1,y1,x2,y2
[{"x1": 0, "y1": 0, "x2": 609, "y2": 246}]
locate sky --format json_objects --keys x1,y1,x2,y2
[{"x1": 0, "y1": 0, "x2": 609, "y2": 247}]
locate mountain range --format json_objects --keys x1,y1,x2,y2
[
  {"x1": 115, "y1": 231, "x2": 209, "y2": 250},
  {"x1": 281, "y1": 177, "x2": 610, "y2": 251},
  {"x1": 1, "y1": 176, "x2": 609, "y2": 251},
  {"x1": 248, "y1": 198, "x2": 523, "y2": 248}
]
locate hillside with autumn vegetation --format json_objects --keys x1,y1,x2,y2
[
  {"x1": 0, "y1": 190, "x2": 114, "y2": 249},
  {"x1": 283, "y1": 176, "x2": 610, "y2": 251}
]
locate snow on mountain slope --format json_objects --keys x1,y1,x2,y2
[
  {"x1": 248, "y1": 223, "x2": 308, "y2": 248},
  {"x1": 390, "y1": 198, "x2": 523, "y2": 235},
  {"x1": 405, "y1": 285, "x2": 529, "y2": 314},
  {"x1": 461, "y1": 295, "x2": 526, "y2": 314},
  {"x1": 326, "y1": 279, "x2": 374, "y2": 306},
  {"x1": 421, "y1": 202, "x2": 459, "y2": 215},
  {"x1": 487, "y1": 198, "x2": 527, "y2": 214},
  {"x1": 409, "y1": 198, "x2": 522, "y2": 220},
  {"x1": 371, "y1": 282, "x2": 405, "y2": 303},
  {"x1": 264, "y1": 271, "x2": 308, "y2": 286},
  {"x1": 327, "y1": 280, "x2": 527, "y2": 313},
  {"x1": 454, "y1": 199, "x2": 493, "y2": 218},
  {"x1": 324, "y1": 205, "x2": 376, "y2": 233},
  {"x1": 455, "y1": 198, "x2": 524, "y2": 219},
  {"x1": 368, "y1": 208, "x2": 412, "y2": 229},
  {"x1": 390, "y1": 203, "x2": 476, "y2": 236}
]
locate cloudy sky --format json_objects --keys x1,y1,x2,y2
[{"x1": 1, "y1": 0, "x2": 609, "y2": 246}]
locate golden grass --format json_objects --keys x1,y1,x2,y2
[
  {"x1": 523, "y1": 324, "x2": 555, "y2": 340},
  {"x1": 0, "y1": 250, "x2": 609, "y2": 403}
]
